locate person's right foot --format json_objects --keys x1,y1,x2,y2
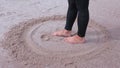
[
  {"x1": 64, "y1": 35, "x2": 86, "y2": 44},
  {"x1": 52, "y1": 29, "x2": 71, "y2": 37}
]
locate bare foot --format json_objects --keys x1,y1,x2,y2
[
  {"x1": 64, "y1": 35, "x2": 85, "y2": 44},
  {"x1": 52, "y1": 29, "x2": 71, "y2": 37}
]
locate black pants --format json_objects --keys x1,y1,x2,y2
[{"x1": 65, "y1": 0, "x2": 89, "y2": 37}]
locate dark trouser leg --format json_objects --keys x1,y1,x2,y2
[
  {"x1": 76, "y1": 0, "x2": 89, "y2": 37},
  {"x1": 65, "y1": 0, "x2": 78, "y2": 31}
]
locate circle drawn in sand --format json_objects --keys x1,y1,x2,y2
[
  {"x1": 23, "y1": 16, "x2": 110, "y2": 58},
  {"x1": 2, "y1": 15, "x2": 111, "y2": 67}
]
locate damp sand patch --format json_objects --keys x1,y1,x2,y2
[{"x1": 1, "y1": 15, "x2": 112, "y2": 68}]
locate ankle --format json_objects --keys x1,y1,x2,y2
[
  {"x1": 64, "y1": 29, "x2": 71, "y2": 33},
  {"x1": 75, "y1": 35, "x2": 85, "y2": 39}
]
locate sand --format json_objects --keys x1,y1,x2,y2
[
  {"x1": 1, "y1": 15, "x2": 119, "y2": 68},
  {"x1": 0, "y1": 0, "x2": 120, "y2": 68}
]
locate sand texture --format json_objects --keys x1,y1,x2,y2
[
  {"x1": 1, "y1": 15, "x2": 120, "y2": 68},
  {"x1": 0, "y1": 0, "x2": 120, "y2": 68}
]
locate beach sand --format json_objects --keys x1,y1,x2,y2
[{"x1": 0, "y1": 0, "x2": 120, "y2": 68}]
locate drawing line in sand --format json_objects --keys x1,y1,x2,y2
[
  {"x1": 2, "y1": 15, "x2": 112, "y2": 67},
  {"x1": 24, "y1": 19, "x2": 110, "y2": 58}
]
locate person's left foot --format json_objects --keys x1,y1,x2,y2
[{"x1": 64, "y1": 35, "x2": 85, "y2": 44}]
